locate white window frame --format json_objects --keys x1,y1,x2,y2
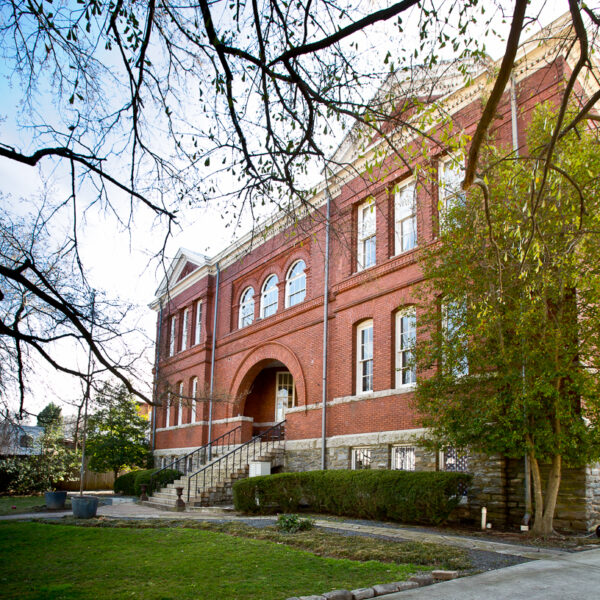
[
  {"x1": 357, "y1": 198, "x2": 376, "y2": 270},
  {"x1": 396, "y1": 307, "x2": 417, "y2": 388},
  {"x1": 181, "y1": 308, "x2": 189, "y2": 351},
  {"x1": 356, "y1": 320, "x2": 374, "y2": 394},
  {"x1": 439, "y1": 155, "x2": 466, "y2": 227},
  {"x1": 285, "y1": 260, "x2": 306, "y2": 308},
  {"x1": 177, "y1": 382, "x2": 184, "y2": 425},
  {"x1": 392, "y1": 445, "x2": 416, "y2": 471},
  {"x1": 394, "y1": 180, "x2": 417, "y2": 254},
  {"x1": 239, "y1": 287, "x2": 255, "y2": 328},
  {"x1": 169, "y1": 315, "x2": 177, "y2": 357},
  {"x1": 442, "y1": 299, "x2": 469, "y2": 377},
  {"x1": 276, "y1": 372, "x2": 295, "y2": 408},
  {"x1": 260, "y1": 274, "x2": 279, "y2": 318},
  {"x1": 191, "y1": 377, "x2": 198, "y2": 424},
  {"x1": 165, "y1": 393, "x2": 171, "y2": 428},
  {"x1": 351, "y1": 447, "x2": 373, "y2": 470},
  {"x1": 194, "y1": 300, "x2": 202, "y2": 345}
]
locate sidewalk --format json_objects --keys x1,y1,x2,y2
[{"x1": 381, "y1": 548, "x2": 600, "y2": 600}]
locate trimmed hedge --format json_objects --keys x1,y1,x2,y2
[
  {"x1": 233, "y1": 470, "x2": 472, "y2": 525},
  {"x1": 114, "y1": 468, "x2": 183, "y2": 496},
  {"x1": 114, "y1": 469, "x2": 143, "y2": 495},
  {"x1": 134, "y1": 468, "x2": 182, "y2": 496}
]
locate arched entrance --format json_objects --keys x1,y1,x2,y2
[{"x1": 230, "y1": 343, "x2": 306, "y2": 438}]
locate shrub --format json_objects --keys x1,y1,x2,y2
[
  {"x1": 133, "y1": 468, "x2": 183, "y2": 496},
  {"x1": 277, "y1": 513, "x2": 314, "y2": 533},
  {"x1": 233, "y1": 470, "x2": 472, "y2": 525},
  {"x1": 114, "y1": 470, "x2": 142, "y2": 496}
]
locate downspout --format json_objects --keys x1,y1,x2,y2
[
  {"x1": 208, "y1": 262, "x2": 220, "y2": 460},
  {"x1": 321, "y1": 188, "x2": 332, "y2": 470},
  {"x1": 151, "y1": 302, "x2": 163, "y2": 453},
  {"x1": 511, "y1": 72, "x2": 532, "y2": 528}
]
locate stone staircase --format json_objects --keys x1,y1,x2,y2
[{"x1": 144, "y1": 423, "x2": 285, "y2": 511}]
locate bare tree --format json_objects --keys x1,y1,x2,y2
[{"x1": 0, "y1": 1, "x2": 599, "y2": 412}]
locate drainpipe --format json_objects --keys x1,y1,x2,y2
[
  {"x1": 208, "y1": 262, "x2": 220, "y2": 460},
  {"x1": 321, "y1": 188, "x2": 332, "y2": 470},
  {"x1": 151, "y1": 302, "x2": 163, "y2": 453},
  {"x1": 511, "y1": 72, "x2": 532, "y2": 528}
]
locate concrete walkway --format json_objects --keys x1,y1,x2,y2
[{"x1": 382, "y1": 547, "x2": 600, "y2": 600}]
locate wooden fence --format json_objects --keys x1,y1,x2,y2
[{"x1": 60, "y1": 470, "x2": 120, "y2": 491}]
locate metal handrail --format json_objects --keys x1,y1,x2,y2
[
  {"x1": 150, "y1": 425, "x2": 242, "y2": 492},
  {"x1": 186, "y1": 420, "x2": 285, "y2": 502}
]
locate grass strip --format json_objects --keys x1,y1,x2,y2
[
  {"x1": 0, "y1": 495, "x2": 49, "y2": 515},
  {"x1": 35, "y1": 517, "x2": 472, "y2": 570},
  {"x1": 0, "y1": 521, "x2": 423, "y2": 600}
]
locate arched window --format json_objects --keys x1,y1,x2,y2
[
  {"x1": 260, "y1": 275, "x2": 279, "y2": 318},
  {"x1": 239, "y1": 287, "x2": 255, "y2": 328},
  {"x1": 285, "y1": 260, "x2": 306, "y2": 308}
]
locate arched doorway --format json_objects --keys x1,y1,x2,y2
[
  {"x1": 243, "y1": 360, "x2": 295, "y2": 436},
  {"x1": 229, "y1": 342, "x2": 306, "y2": 438}
]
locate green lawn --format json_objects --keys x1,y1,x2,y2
[
  {"x1": 0, "y1": 495, "x2": 49, "y2": 515},
  {"x1": 0, "y1": 522, "x2": 421, "y2": 600}
]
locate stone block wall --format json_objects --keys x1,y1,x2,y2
[{"x1": 283, "y1": 433, "x2": 597, "y2": 532}]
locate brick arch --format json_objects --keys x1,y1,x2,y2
[{"x1": 229, "y1": 342, "x2": 306, "y2": 417}]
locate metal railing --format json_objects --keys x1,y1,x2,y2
[
  {"x1": 150, "y1": 425, "x2": 242, "y2": 493},
  {"x1": 187, "y1": 420, "x2": 285, "y2": 502}
]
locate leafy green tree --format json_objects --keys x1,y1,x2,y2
[
  {"x1": 0, "y1": 426, "x2": 79, "y2": 493},
  {"x1": 86, "y1": 383, "x2": 150, "y2": 479},
  {"x1": 37, "y1": 403, "x2": 63, "y2": 431},
  {"x1": 415, "y1": 104, "x2": 600, "y2": 536}
]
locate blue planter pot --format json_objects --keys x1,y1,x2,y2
[
  {"x1": 45, "y1": 491, "x2": 67, "y2": 510},
  {"x1": 71, "y1": 496, "x2": 99, "y2": 519}
]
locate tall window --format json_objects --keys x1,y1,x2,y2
[
  {"x1": 396, "y1": 307, "x2": 416, "y2": 387},
  {"x1": 285, "y1": 260, "x2": 306, "y2": 307},
  {"x1": 393, "y1": 446, "x2": 416, "y2": 471},
  {"x1": 177, "y1": 382, "x2": 184, "y2": 425},
  {"x1": 191, "y1": 377, "x2": 198, "y2": 424},
  {"x1": 395, "y1": 181, "x2": 417, "y2": 254},
  {"x1": 239, "y1": 287, "x2": 255, "y2": 328},
  {"x1": 165, "y1": 393, "x2": 171, "y2": 427},
  {"x1": 168, "y1": 315, "x2": 177, "y2": 357},
  {"x1": 442, "y1": 299, "x2": 468, "y2": 377},
  {"x1": 181, "y1": 308, "x2": 189, "y2": 351},
  {"x1": 439, "y1": 155, "x2": 465, "y2": 226},
  {"x1": 275, "y1": 372, "x2": 295, "y2": 422},
  {"x1": 260, "y1": 275, "x2": 279, "y2": 318},
  {"x1": 194, "y1": 300, "x2": 202, "y2": 345},
  {"x1": 357, "y1": 198, "x2": 376, "y2": 270},
  {"x1": 356, "y1": 320, "x2": 374, "y2": 393}
]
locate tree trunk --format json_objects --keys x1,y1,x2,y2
[{"x1": 530, "y1": 453, "x2": 562, "y2": 537}]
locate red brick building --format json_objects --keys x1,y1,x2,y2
[{"x1": 150, "y1": 16, "x2": 600, "y2": 529}]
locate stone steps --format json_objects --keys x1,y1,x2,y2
[{"x1": 148, "y1": 444, "x2": 284, "y2": 508}]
